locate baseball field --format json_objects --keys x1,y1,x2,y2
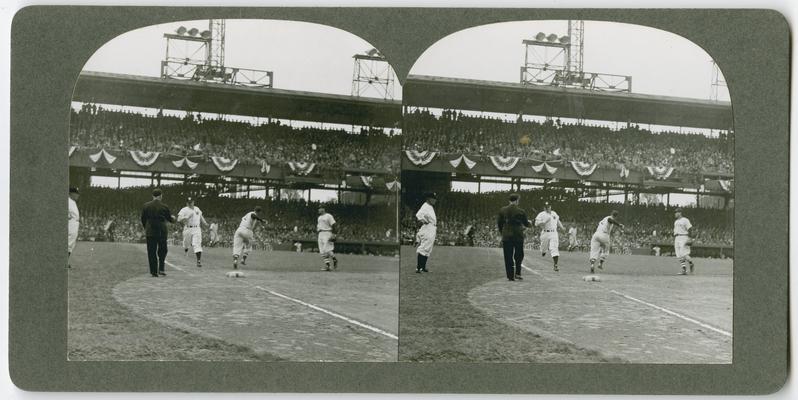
[
  {"x1": 399, "y1": 245, "x2": 732, "y2": 363},
  {"x1": 68, "y1": 242, "x2": 398, "y2": 362}
]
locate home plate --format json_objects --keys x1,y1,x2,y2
[
  {"x1": 226, "y1": 271, "x2": 246, "y2": 278},
  {"x1": 582, "y1": 275, "x2": 601, "y2": 282}
]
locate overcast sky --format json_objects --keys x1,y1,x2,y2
[
  {"x1": 411, "y1": 20, "x2": 729, "y2": 102},
  {"x1": 82, "y1": 19, "x2": 403, "y2": 100}
]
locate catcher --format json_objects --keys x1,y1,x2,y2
[{"x1": 317, "y1": 207, "x2": 338, "y2": 271}]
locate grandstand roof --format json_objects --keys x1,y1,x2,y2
[
  {"x1": 72, "y1": 71, "x2": 403, "y2": 127},
  {"x1": 404, "y1": 75, "x2": 733, "y2": 130}
]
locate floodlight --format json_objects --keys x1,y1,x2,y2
[
  {"x1": 200, "y1": 30, "x2": 212, "y2": 39},
  {"x1": 535, "y1": 32, "x2": 546, "y2": 41},
  {"x1": 176, "y1": 26, "x2": 187, "y2": 35},
  {"x1": 559, "y1": 35, "x2": 570, "y2": 44},
  {"x1": 188, "y1": 28, "x2": 199, "y2": 36},
  {"x1": 547, "y1": 33, "x2": 559, "y2": 42}
]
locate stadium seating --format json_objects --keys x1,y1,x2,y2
[
  {"x1": 76, "y1": 186, "x2": 396, "y2": 249},
  {"x1": 403, "y1": 109, "x2": 733, "y2": 175},
  {"x1": 401, "y1": 190, "x2": 733, "y2": 251},
  {"x1": 70, "y1": 104, "x2": 401, "y2": 173}
]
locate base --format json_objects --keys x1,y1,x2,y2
[
  {"x1": 226, "y1": 271, "x2": 246, "y2": 278},
  {"x1": 582, "y1": 275, "x2": 601, "y2": 282}
]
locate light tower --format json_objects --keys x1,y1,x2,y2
[
  {"x1": 161, "y1": 20, "x2": 273, "y2": 88},
  {"x1": 351, "y1": 48, "x2": 396, "y2": 100},
  {"x1": 521, "y1": 21, "x2": 631, "y2": 93},
  {"x1": 710, "y1": 60, "x2": 727, "y2": 101}
]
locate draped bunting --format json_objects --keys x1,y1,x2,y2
[
  {"x1": 211, "y1": 156, "x2": 238, "y2": 172},
  {"x1": 646, "y1": 166, "x2": 675, "y2": 180},
  {"x1": 288, "y1": 161, "x2": 316, "y2": 176},
  {"x1": 570, "y1": 161, "x2": 597, "y2": 177},
  {"x1": 404, "y1": 150, "x2": 437, "y2": 166},
  {"x1": 719, "y1": 179, "x2": 732, "y2": 192},
  {"x1": 531, "y1": 162, "x2": 558, "y2": 174},
  {"x1": 172, "y1": 156, "x2": 198, "y2": 170},
  {"x1": 360, "y1": 175, "x2": 374, "y2": 188},
  {"x1": 449, "y1": 154, "x2": 477, "y2": 170},
  {"x1": 619, "y1": 165, "x2": 630, "y2": 179},
  {"x1": 129, "y1": 150, "x2": 160, "y2": 167},
  {"x1": 260, "y1": 160, "x2": 271, "y2": 174},
  {"x1": 552, "y1": 148, "x2": 561, "y2": 157},
  {"x1": 489, "y1": 156, "x2": 520, "y2": 172},
  {"x1": 386, "y1": 180, "x2": 401, "y2": 191},
  {"x1": 69, "y1": 146, "x2": 76, "y2": 157},
  {"x1": 89, "y1": 149, "x2": 117, "y2": 164}
]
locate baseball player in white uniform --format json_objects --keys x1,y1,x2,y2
[
  {"x1": 232, "y1": 206, "x2": 266, "y2": 269},
  {"x1": 535, "y1": 202, "x2": 565, "y2": 271},
  {"x1": 317, "y1": 207, "x2": 338, "y2": 271},
  {"x1": 567, "y1": 225, "x2": 578, "y2": 251},
  {"x1": 415, "y1": 192, "x2": 437, "y2": 273},
  {"x1": 67, "y1": 187, "x2": 80, "y2": 269},
  {"x1": 673, "y1": 208, "x2": 695, "y2": 275},
  {"x1": 589, "y1": 210, "x2": 625, "y2": 273},
  {"x1": 177, "y1": 197, "x2": 208, "y2": 267},
  {"x1": 208, "y1": 222, "x2": 219, "y2": 246}
]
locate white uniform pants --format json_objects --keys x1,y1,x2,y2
[
  {"x1": 540, "y1": 231, "x2": 560, "y2": 257},
  {"x1": 318, "y1": 231, "x2": 335, "y2": 257},
  {"x1": 416, "y1": 224, "x2": 436, "y2": 257},
  {"x1": 68, "y1": 221, "x2": 79, "y2": 253},
  {"x1": 182, "y1": 227, "x2": 202, "y2": 253},
  {"x1": 233, "y1": 228, "x2": 253, "y2": 257},
  {"x1": 674, "y1": 235, "x2": 691, "y2": 258},
  {"x1": 590, "y1": 232, "x2": 610, "y2": 261}
]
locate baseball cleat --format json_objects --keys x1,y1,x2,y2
[
  {"x1": 689, "y1": 262, "x2": 695, "y2": 274},
  {"x1": 590, "y1": 266, "x2": 595, "y2": 274},
  {"x1": 678, "y1": 268, "x2": 687, "y2": 275},
  {"x1": 196, "y1": 261, "x2": 202, "y2": 268},
  {"x1": 415, "y1": 269, "x2": 421, "y2": 273},
  {"x1": 233, "y1": 260, "x2": 238, "y2": 269},
  {"x1": 333, "y1": 258, "x2": 338, "y2": 270},
  {"x1": 541, "y1": 252, "x2": 546, "y2": 257},
  {"x1": 553, "y1": 265, "x2": 559, "y2": 272},
  {"x1": 421, "y1": 268, "x2": 429, "y2": 273},
  {"x1": 321, "y1": 265, "x2": 331, "y2": 271},
  {"x1": 514, "y1": 274, "x2": 523, "y2": 280}
]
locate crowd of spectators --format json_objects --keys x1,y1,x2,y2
[
  {"x1": 76, "y1": 186, "x2": 397, "y2": 252},
  {"x1": 401, "y1": 189, "x2": 733, "y2": 252},
  {"x1": 403, "y1": 109, "x2": 734, "y2": 175},
  {"x1": 70, "y1": 104, "x2": 401, "y2": 173}
]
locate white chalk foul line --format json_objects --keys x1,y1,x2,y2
[
  {"x1": 609, "y1": 290, "x2": 732, "y2": 338},
  {"x1": 254, "y1": 285, "x2": 398, "y2": 341},
  {"x1": 521, "y1": 264, "x2": 544, "y2": 277}
]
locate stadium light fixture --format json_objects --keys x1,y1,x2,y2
[
  {"x1": 200, "y1": 30, "x2": 212, "y2": 39},
  {"x1": 188, "y1": 28, "x2": 199, "y2": 36},
  {"x1": 547, "y1": 33, "x2": 559, "y2": 42},
  {"x1": 176, "y1": 26, "x2": 187, "y2": 35},
  {"x1": 535, "y1": 32, "x2": 547, "y2": 41},
  {"x1": 559, "y1": 35, "x2": 570, "y2": 44}
]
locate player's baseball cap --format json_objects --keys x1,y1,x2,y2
[
  {"x1": 508, "y1": 193, "x2": 520, "y2": 202},
  {"x1": 69, "y1": 186, "x2": 79, "y2": 194},
  {"x1": 187, "y1": 197, "x2": 193, "y2": 202},
  {"x1": 611, "y1": 210, "x2": 619, "y2": 216},
  {"x1": 423, "y1": 192, "x2": 437, "y2": 200},
  {"x1": 674, "y1": 207, "x2": 683, "y2": 213},
  {"x1": 254, "y1": 206, "x2": 263, "y2": 213},
  {"x1": 152, "y1": 188, "x2": 162, "y2": 197}
]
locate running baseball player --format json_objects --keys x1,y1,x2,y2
[
  {"x1": 567, "y1": 225, "x2": 578, "y2": 251},
  {"x1": 534, "y1": 202, "x2": 565, "y2": 271},
  {"x1": 67, "y1": 187, "x2": 80, "y2": 269},
  {"x1": 177, "y1": 197, "x2": 208, "y2": 267},
  {"x1": 317, "y1": 207, "x2": 338, "y2": 271},
  {"x1": 415, "y1": 192, "x2": 437, "y2": 273},
  {"x1": 232, "y1": 206, "x2": 266, "y2": 269},
  {"x1": 673, "y1": 208, "x2": 695, "y2": 275},
  {"x1": 589, "y1": 210, "x2": 625, "y2": 273}
]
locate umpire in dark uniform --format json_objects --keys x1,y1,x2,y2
[
  {"x1": 497, "y1": 193, "x2": 532, "y2": 281},
  {"x1": 140, "y1": 188, "x2": 176, "y2": 277}
]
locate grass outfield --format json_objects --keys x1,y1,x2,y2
[
  {"x1": 399, "y1": 245, "x2": 732, "y2": 363},
  {"x1": 69, "y1": 242, "x2": 398, "y2": 361}
]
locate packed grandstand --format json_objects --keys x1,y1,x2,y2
[
  {"x1": 401, "y1": 189, "x2": 733, "y2": 254},
  {"x1": 70, "y1": 104, "x2": 402, "y2": 173},
  {"x1": 77, "y1": 186, "x2": 397, "y2": 251},
  {"x1": 403, "y1": 109, "x2": 733, "y2": 176}
]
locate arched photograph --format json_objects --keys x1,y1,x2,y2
[
  {"x1": 67, "y1": 19, "x2": 401, "y2": 362},
  {"x1": 400, "y1": 20, "x2": 733, "y2": 363}
]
